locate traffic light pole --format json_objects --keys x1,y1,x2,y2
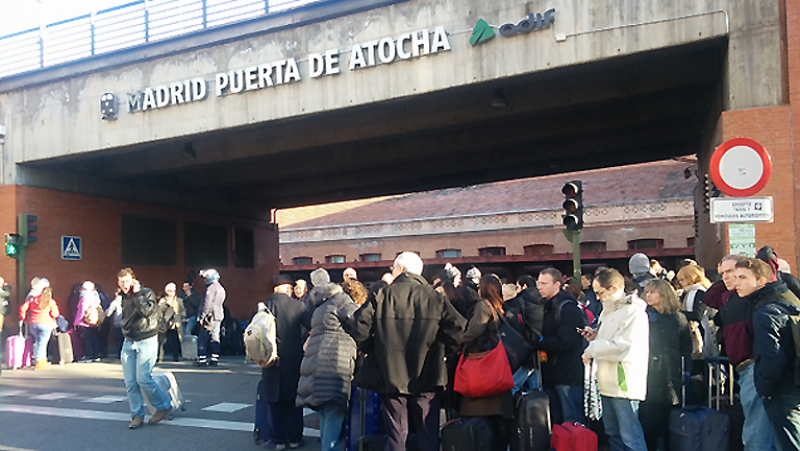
[
  {"x1": 562, "y1": 229, "x2": 582, "y2": 279},
  {"x1": 16, "y1": 214, "x2": 26, "y2": 310}
]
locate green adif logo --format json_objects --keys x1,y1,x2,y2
[
  {"x1": 470, "y1": 9, "x2": 556, "y2": 47},
  {"x1": 470, "y1": 19, "x2": 495, "y2": 46}
]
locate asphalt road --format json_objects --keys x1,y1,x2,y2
[{"x1": 0, "y1": 356, "x2": 322, "y2": 451}]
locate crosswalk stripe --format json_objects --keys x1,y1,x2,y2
[
  {"x1": 202, "y1": 402, "x2": 252, "y2": 413},
  {"x1": 0, "y1": 390, "x2": 26, "y2": 398},
  {"x1": 84, "y1": 396, "x2": 128, "y2": 404},
  {"x1": 30, "y1": 392, "x2": 76, "y2": 400},
  {"x1": 0, "y1": 403, "x2": 321, "y2": 437}
]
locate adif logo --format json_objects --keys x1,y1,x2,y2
[{"x1": 471, "y1": 8, "x2": 556, "y2": 47}]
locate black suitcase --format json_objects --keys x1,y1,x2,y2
[
  {"x1": 441, "y1": 417, "x2": 494, "y2": 451},
  {"x1": 511, "y1": 389, "x2": 551, "y2": 451},
  {"x1": 669, "y1": 357, "x2": 731, "y2": 451},
  {"x1": 48, "y1": 332, "x2": 74, "y2": 364}
]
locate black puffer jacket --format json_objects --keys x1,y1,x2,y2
[
  {"x1": 350, "y1": 272, "x2": 466, "y2": 395},
  {"x1": 749, "y1": 281, "x2": 800, "y2": 398},
  {"x1": 297, "y1": 284, "x2": 358, "y2": 409},
  {"x1": 504, "y1": 287, "x2": 545, "y2": 340},
  {"x1": 645, "y1": 307, "x2": 692, "y2": 405},
  {"x1": 537, "y1": 290, "x2": 588, "y2": 387},
  {"x1": 121, "y1": 287, "x2": 160, "y2": 341}
]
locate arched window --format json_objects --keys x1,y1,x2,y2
[
  {"x1": 436, "y1": 249, "x2": 462, "y2": 258},
  {"x1": 325, "y1": 255, "x2": 346, "y2": 263},
  {"x1": 360, "y1": 253, "x2": 382, "y2": 262},
  {"x1": 627, "y1": 239, "x2": 664, "y2": 251},
  {"x1": 292, "y1": 257, "x2": 313, "y2": 265},
  {"x1": 580, "y1": 241, "x2": 607, "y2": 253},
  {"x1": 523, "y1": 244, "x2": 554, "y2": 256},
  {"x1": 479, "y1": 247, "x2": 506, "y2": 257}
]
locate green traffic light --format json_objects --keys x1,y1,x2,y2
[{"x1": 5, "y1": 243, "x2": 18, "y2": 257}]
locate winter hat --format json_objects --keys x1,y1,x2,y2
[
  {"x1": 756, "y1": 245, "x2": 779, "y2": 282},
  {"x1": 628, "y1": 253, "x2": 650, "y2": 276},
  {"x1": 310, "y1": 268, "x2": 331, "y2": 287},
  {"x1": 272, "y1": 274, "x2": 293, "y2": 289},
  {"x1": 200, "y1": 269, "x2": 220, "y2": 284},
  {"x1": 466, "y1": 267, "x2": 482, "y2": 282}
]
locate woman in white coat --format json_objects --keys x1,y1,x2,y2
[{"x1": 580, "y1": 267, "x2": 649, "y2": 451}]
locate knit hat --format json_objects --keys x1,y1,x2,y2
[
  {"x1": 466, "y1": 267, "x2": 481, "y2": 282},
  {"x1": 310, "y1": 268, "x2": 331, "y2": 287},
  {"x1": 444, "y1": 262, "x2": 461, "y2": 281},
  {"x1": 628, "y1": 253, "x2": 650, "y2": 276}
]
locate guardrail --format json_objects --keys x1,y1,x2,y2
[{"x1": 0, "y1": 0, "x2": 321, "y2": 78}]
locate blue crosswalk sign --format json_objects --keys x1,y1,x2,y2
[{"x1": 61, "y1": 236, "x2": 81, "y2": 260}]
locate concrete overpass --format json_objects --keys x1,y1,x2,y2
[{"x1": 0, "y1": 0, "x2": 792, "y2": 319}]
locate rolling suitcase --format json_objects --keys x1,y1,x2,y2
[
  {"x1": 67, "y1": 328, "x2": 84, "y2": 360},
  {"x1": 346, "y1": 386, "x2": 382, "y2": 451},
  {"x1": 441, "y1": 417, "x2": 494, "y2": 451},
  {"x1": 181, "y1": 334, "x2": 197, "y2": 360},
  {"x1": 550, "y1": 422, "x2": 597, "y2": 451},
  {"x1": 5, "y1": 334, "x2": 32, "y2": 369},
  {"x1": 669, "y1": 357, "x2": 731, "y2": 451},
  {"x1": 511, "y1": 361, "x2": 551, "y2": 451},
  {"x1": 147, "y1": 370, "x2": 186, "y2": 419},
  {"x1": 254, "y1": 379, "x2": 272, "y2": 444},
  {"x1": 48, "y1": 332, "x2": 74, "y2": 364}
]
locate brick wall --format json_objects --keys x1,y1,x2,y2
[{"x1": 1, "y1": 185, "x2": 279, "y2": 332}]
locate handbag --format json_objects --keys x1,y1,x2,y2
[
  {"x1": 496, "y1": 308, "x2": 535, "y2": 373},
  {"x1": 454, "y1": 306, "x2": 515, "y2": 398}
]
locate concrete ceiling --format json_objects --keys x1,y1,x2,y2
[{"x1": 24, "y1": 37, "x2": 726, "y2": 216}]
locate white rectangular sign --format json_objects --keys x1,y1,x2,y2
[
  {"x1": 728, "y1": 223, "x2": 756, "y2": 257},
  {"x1": 710, "y1": 197, "x2": 773, "y2": 223}
]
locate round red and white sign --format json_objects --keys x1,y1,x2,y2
[{"x1": 710, "y1": 138, "x2": 772, "y2": 197}]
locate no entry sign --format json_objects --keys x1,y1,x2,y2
[{"x1": 710, "y1": 138, "x2": 772, "y2": 197}]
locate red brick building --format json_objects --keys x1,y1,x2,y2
[{"x1": 278, "y1": 160, "x2": 697, "y2": 282}]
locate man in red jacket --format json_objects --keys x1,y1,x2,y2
[{"x1": 705, "y1": 255, "x2": 776, "y2": 451}]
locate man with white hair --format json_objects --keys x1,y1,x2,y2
[
  {"x1": 343, "y1": 267, "x2": 358, "y2": 282},
  {"x1": 350, "y1": 252, "x2": 466, "y2": 451}
]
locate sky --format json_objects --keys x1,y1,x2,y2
[{"x1": 0, "y1": 0, "x2": 130, "y2": 35}]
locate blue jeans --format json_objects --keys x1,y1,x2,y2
[
  {"x1": 318, "y1": 401, "x2": 346, "y2": 451},
  {"x1": 555, "y1": 384, "x2": 585, "y2": 424},
  {"x1": 29, "y1": 323, "x2": 54, "y2": 363},
  {"x1": 740, "y1": 365, "x2": 777, "y2": 451},
  {"x1": 121, "y1": 336, "x2": 171, "y2": 419},
  {"x1": 601, "y1": 396, "x2": 647, "y2": 451},
  {"x1": 763, "y1": 385, "x2": 800, "y2": 451},
  {"x1": 512, "y1": 366, "x2": 540, "y2": 395},
  {"x1": 185, "y1": 316, "x2": 197, "y2": 336}
]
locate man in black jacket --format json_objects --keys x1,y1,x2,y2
[
  {"x1": 179, "y1": 281, "x2": 201, "y2": 337},
  {"x1": 351, "y1": 252, "x2": 465, "y2": 451},
  {"x1": 536, "y1": 267, "x2": 588, "y2": 424},
  {"x1": 735, "y1": 257, "x2": 800, "y2": 451},
  {"x1": 262, "y1": 274, "x2": 311, "y2": 450},
  {"x1": 505, "y1": 274, "x2": 544, "y2": 393},
  {"x1": 118, "y1": 268, "x2": 172, "y2": 429}
]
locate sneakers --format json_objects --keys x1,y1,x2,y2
[
  {"x1": 148, "y1": 407, "x2": 172, "y2": 424},
  {"x1": 262, "y1": 442, "x2": 286, "y2": 450},
  {"x1": 288, "y1": 440, "x2": 306, "y2": 449},
  {"x1": 128, "y1": 416, "x2": 144, "y2": 429}
]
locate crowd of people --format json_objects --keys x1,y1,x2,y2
[
  {"x1": 246, "y1": 247, "x2": 800, "y2": 451},
  {"x1": 4, "y1": 244, "x2": 800, "y2": 451}
]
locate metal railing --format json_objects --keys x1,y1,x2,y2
[{"x1": 0, "y1": 0, "x2": 321, "y2": 78}]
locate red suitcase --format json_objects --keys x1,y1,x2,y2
[
  {"x1": 5, "y1": 334, "x2": 32, "y2": 369},
  {"x1": 550, "y1": 422, "x2": 597, "y2": 451}
]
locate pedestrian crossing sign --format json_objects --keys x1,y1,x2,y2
[{"x1": 61, "y1": 236, "x2": 81, "y2": 260}]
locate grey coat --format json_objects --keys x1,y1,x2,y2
[
  {"x1": 297, "y1": 283, "x2": 358, "y2": 409},
  {"x1": 200, "y1": 281, "x2": 226, "y2": 321}
]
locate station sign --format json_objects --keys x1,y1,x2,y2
[{"x1": 710, "y1": 197, "x2": 773, "y2": 223}]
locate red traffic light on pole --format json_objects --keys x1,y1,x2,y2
[{"x1": 562, "y1": 181, "x2": 583, "y2": 231}]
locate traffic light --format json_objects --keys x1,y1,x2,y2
[
  {"x1": 702, "y1": 173, "x2": 721, "y2": 214},
  {"x1": 19, "y1": 214, "x2": 37, "y2": 244},
  {"x1": 562, "y1": 181, "x2": 584, "y2": 231},
  {"x1": 4, "y1": 233, "x2": 21, "y2": 259}
]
